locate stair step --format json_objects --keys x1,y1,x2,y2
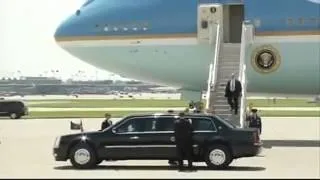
[
  {"x1": 215, "y1": 109, "x2": 232, "y2": 112},
  {"x1": 219, "y1": 59, "x2": 240, "y2": 62},
  {"x1": 219, "y1": 62, "x2": 240, "y2": 65},
  {"x1": 214, "y1": 99, "x2": 229, "y2": 103},
  {"x1": 218, "y1": 71, "x2": 240, "y2": 76},
  {"x1": 216, "y1": 114, "x2": 233, "y2": 120},
  {"x1": 218, "y1": 73, "x2": 240, "y2": 77},
  {"x1": 218, "y1": 75, "x2": 240, "y2": 79},
  {"x1": 211, "y1": 105, "x2": 229, "y2": 108},
  {"x1": 218, "y1": 67, "x2": 239, "y2": 71},
  {"x1": 220, "y1": 52, "x2": 239, "y2": 54},
  {"x1": 220, "y1": 54, "x2": 240, "y2": 57},
  {"x1": 219, "y1": 64, "x2": 239, "y2": 67},
  {"x1": 219, "y1": 62, "x2": 240, "y2": 66},
  {"x1": 218, "y1": 82, "x2": 227, "y2": 86}
]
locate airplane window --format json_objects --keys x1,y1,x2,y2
[
  {"x1": 76, "y1": 10, "x2": 81, "y2": 16},
  {"x1": 298, "y1": 18, "x2": 304, "y2": 25},
  {"x1": 286, "y1": 18, "x2": 294, "y2": 25},
  {"x1": 201, "y1": 20, "x2": 208, "y2": 29},
  {"x1": 309, "y1": 18, "x2": 317, "y2": 24}
]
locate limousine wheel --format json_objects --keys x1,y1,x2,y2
[
  {"x1": 69, "y1": 143, "x2": 97, "y2": 169},
  {"x1": 9, "y1": 113, "x2": 17, "y2": 119},
  {"x1": 205, "y1": 145, "x2": 232, "y2": 169}
]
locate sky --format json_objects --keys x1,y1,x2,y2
[{"x1": 0, "y1": 0, "x2": 128, "y2": 81}]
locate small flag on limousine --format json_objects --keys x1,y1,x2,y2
[{"x1": 70, "y1": 119, "x2": 84, "y2": 132}]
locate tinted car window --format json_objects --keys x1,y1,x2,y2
[
  {"x1": 154, "y1": 117, "x2": 175, "y2": 131},
  {"x1": 215, "y1": 116, "x2": 236, "y2": 128},
  {"x1": 191, "y1": 118, "x2": 216, "y2": 131},
  {"x1": 116, "y1": 117, "x2": 156, "y2": 133}
]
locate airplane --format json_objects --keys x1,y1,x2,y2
[{"x1": 54, "y1": 0, "x2": 320, "y2": 105}]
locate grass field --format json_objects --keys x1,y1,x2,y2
[
  {"x1": 17, "y1": 110, "x2": 320, "y2": 119},
  {"x1": 13, "y1": 98, "x2": 318, "y2": 118},
  {"x1": 26, "y1": 99, "x2": 319, "y2": 108}
]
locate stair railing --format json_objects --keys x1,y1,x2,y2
[
  {"x1": 239, "y1": 21, "x2": 255, "y2": 128},
  {"x1": 205, "y1": 23, "x2": 222, "y2": 110}
]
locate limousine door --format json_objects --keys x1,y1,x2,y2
[
  {"x1": 188, "y1": 117, "x2": 219, "y2": 157},
  {"x1": 101, "y1": 116, "x2": 176, "y2": 159}
]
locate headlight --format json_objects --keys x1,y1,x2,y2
[{"x1": 54, "y1": 136, "x2": 61, "y2": 148}]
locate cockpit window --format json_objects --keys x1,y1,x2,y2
[{"x1": 82, "y1": 0, "x2": 95, "y2": 7}]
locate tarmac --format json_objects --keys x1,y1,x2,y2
[
  {"x1": 0, "y1": 117, "x2": 319, "y2": 178},
  {"x1": 28, "y1": 107, "x2": 320, "y2": 112}
]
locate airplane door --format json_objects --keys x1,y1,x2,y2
[
  {"x1": 197, "y1": 4, "x2": 223, "y2": 43},
  {"x1": 229, "y1": 5, "x2": 244, "y2": 43}
]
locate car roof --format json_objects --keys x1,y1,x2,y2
[
  {"x1": 0, "y1": 100, "x2": 25, "y2": 103},
  {"x1": 124, "y1": 112, "x2": 215, "y2": 119}
]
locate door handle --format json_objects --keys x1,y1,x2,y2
[
  {"x1": 129, "y1": 136, "x2": 139, "y2": 140},
  {"x1": 170, "y1": 136, "x2": 175, "y2": 142}
]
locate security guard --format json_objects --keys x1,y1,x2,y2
[
  {"x1": 101, "y1": 113, "x2": 112, "y2": 130},
  {"x1": 247, "y1": 109, "x2": 262, "y2": 134},
  {"x1": 174, "y1": 112, "x2": 194, "y2": 170},
  {"x1": 188, "y1": 101, "x2": 196, "y2": 112}
]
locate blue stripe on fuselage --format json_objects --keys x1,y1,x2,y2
[
  {"x1": 245, "y1": 0, "x2": 320, "y2": 32},
  {"x1": 55, "y1": 0, "x2": 320, "y2": 38},
  {"x1": 56, "y1": 0, "x2": 198, "y2": 37}
]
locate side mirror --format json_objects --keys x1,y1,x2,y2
[{"x1": 112, "y1": 128, "x2": 117, "y2": 134}]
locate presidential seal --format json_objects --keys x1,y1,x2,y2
[{"x1": 251, "y1": 45, "x2": 281, "y2": 74}]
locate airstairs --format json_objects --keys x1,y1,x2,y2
[
  {"x1": 199, "y1": 4, "x2": 253, "y2": 128},
  {"x1": 208, "y1": 43, "x2": 242, "y2": 126}
]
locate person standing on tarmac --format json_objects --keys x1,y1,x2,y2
[
  {"x1": 100, "y1": 113, "x2": 112, "y2": 130},
  {"x1": 247, "y1": 109, "x2": 262, "y2": 134},
  {"x1": 174, "y1": 112, "x2": 194, "y2": 171}
]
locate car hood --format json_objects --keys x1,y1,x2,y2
[{"x1": 61, "y1": 130, "x2": 102, "y2": 139}]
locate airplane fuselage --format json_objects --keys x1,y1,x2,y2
[{"x1": 54, "y1": 0, "x2": 320, "y2": 100}]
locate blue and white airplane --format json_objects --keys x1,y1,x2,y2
[{"x1": 54, "y1": 0, "x2": 320, "y2": 102}]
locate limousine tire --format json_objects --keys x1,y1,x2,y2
[
  {"x1": 69, "y1": 143, "x2": 97, "y2": 169},
  {"x1": 205, "y1": 145, "x2": 232, "y2": 169},
  {"x1": 9, "y1": 113, "x2": 18, "y2": 119}
]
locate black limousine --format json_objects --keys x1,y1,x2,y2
[{"x1": 53, "y1": 113, "x2": 262, "y2": 169}]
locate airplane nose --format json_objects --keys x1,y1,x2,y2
[
  {"x1": 54, "y1": 22, "x2": 65, "y2": 42},
  {"x1": 54, "y1": 16, "x2": 75, "y2": 42},
  {"x1": 54, "y1": 10, "x2": 84, "y2": 42}
]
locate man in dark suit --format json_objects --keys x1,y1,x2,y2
[
  {"x1": 101, "y1": 113, "x2": 112, "y2": 130},
  {"x1": 247, "y1": 109, "x2": 262, "y2": 134},
  {"x1": 174, "y1": 112, "x2": 194, "y2": 170},
  {"x1": 225, "y1": 73, "x2": 242, "y2": 115}
]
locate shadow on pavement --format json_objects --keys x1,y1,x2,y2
[
  {"x1": 262, "y1": 140, "x2": 320, "y2": 149},
  {"x1": 54, "y1": 165, "x2": 266, "y2": 172}
]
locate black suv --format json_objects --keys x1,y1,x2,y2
[
  {"x1": 0, "y1": 100, "x2": 28, "y2": 119},
  {"x1": 53, "y1": 113, "x2": 262, "y2": 169}
]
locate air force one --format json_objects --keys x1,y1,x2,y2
[{"x1": 54, "y1": 0, "x2": 320, "y2": 103}]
